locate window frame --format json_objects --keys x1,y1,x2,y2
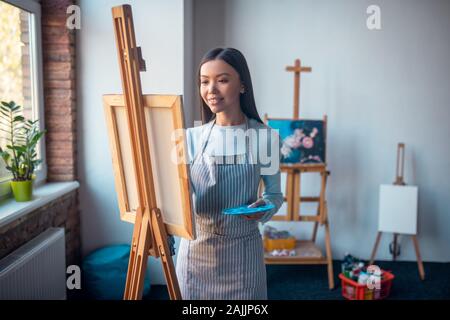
[{"x1": 0, "y1": 0, "x2": 47, "y2": 200}]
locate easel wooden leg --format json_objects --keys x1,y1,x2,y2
[
  {"x1": 124, "y1": 207, "x2": 152, "y2": 300},
  {"x1": 369, "y1": 232, "x2": 382, "y2": 265},
  {"x1": 311, "y1": 201, "x2": 319, "y2": 242},
  {"x1": 286, "y1": 171, "x2": 294, "y2": 221},
  {"x1": 393, "y1": 233, "x2": 398, "y2": 261},
  {"x1": 313, "y1": 170, "x2": 327, "y2": 240},
  {"x1": 412, "y1": 235, "x2": 426, "y2": 280},
  {"x1": 324, "y1": 220, "x2": 334, "y2": 289},
  {"x1": 150, "y1": 208, "x2": 182, "y2": 299},
  {"x1": 292, "y1": 171, "x2": 301, "y2": 221}
]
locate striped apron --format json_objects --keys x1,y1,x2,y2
[{"x1": 176, "y1": 118, "x2": 267, "y2": 300}]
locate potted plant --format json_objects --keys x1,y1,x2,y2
[{"x1": 0, "y1": 101, "x2": 46, "y2": 201}]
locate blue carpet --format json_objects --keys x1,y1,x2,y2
[{"x1": 145, "y1": 260, "x2": 450, "y2": 300}]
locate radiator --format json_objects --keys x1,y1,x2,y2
[{"x1": 0, "y1": 228, "x2": 67, "y2": 300}]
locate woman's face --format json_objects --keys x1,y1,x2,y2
[{"x1": 200, "y1": 59, "x2": 243, "y2": 115}]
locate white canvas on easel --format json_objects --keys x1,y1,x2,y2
[{"x1": 378, "y1": 184, "x2": 418, "y2": 235}]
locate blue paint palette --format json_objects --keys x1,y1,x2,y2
[{"x1": 223, "y1": 204, "x2": 275, "y2": 215}]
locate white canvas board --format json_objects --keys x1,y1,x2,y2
[{"x1": 378, "y1": 184, "x2": 418, "y2": 235}]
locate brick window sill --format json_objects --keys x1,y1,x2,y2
[{"x1": 0, "y1": 181, "x2": 80, "y2": 229}]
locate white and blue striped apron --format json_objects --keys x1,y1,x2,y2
[{"x1": 176, "y1": 118, "x2": 267, "y2": 300}]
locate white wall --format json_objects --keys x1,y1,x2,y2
[
  {"x1": 194, "y1": 0, "x2": 450, "y2": 262},
  {"x1": 77, "y1": 0, "x2": 191, "y2": 284}
]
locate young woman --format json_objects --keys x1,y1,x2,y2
[{"x1": 175, "y1": 47, "x2": 283, "y2": 300}]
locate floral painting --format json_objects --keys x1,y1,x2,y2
[{"x1": 267, "y1": 119, "x2": 326, "y2": 164}]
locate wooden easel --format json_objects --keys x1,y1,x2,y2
[
  {"x1": 369, "y1": 143, "x2": 425, "y2": 280},
  {"x1": 111, "y1": 5, "x2": 181, "y2": 300},
  {"x1": 262, "y1": 59, "x2": 334, "y2": 289}
]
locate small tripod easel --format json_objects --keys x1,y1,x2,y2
[
  {"x1": 369, "y1": 143, "x2": 425, "y2": 280},
  {"x1": 110, "y1": 5, "x2": 181, "y2": 300},
  {"x1": 262, "y1": 59, "x2": 334, "y2": 289}
]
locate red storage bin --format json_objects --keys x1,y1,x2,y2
[{"x1": 339, "y1": 270, "x2": 394, "y2": 300}]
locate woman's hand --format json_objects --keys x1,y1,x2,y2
[{"x1": 243, "y1": 198, "x2": 267, "y2": 221}]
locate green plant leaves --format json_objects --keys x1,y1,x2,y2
[{"x1": 0, "y1": 100, "x2": 45, "y2": 180}]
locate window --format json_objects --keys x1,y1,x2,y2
[{"x1": 0, "y1": 0, "x2": 46, "y2": 198}]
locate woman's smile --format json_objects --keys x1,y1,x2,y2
[{"x1": 208, "y1": 96, "x2": 224, "y2": 105}]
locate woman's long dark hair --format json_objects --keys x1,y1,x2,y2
[{"x1": 197, "y1": 47, "x2": 263, "y2": 124}]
